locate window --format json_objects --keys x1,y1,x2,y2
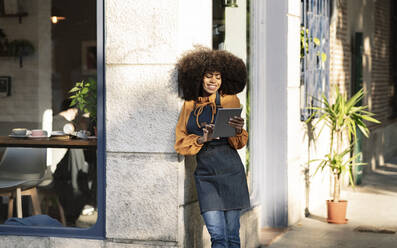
[
  {"x1": 300, "y1": 0, "x2": 331, "y2": 121},
  {"x1": 0, "y1": 0, "x2": 104, "y2": 238}
]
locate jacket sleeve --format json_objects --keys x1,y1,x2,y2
[
  {"x1": 228, "y1": 129, "x2": 248, "y2": 150},
  {"x1": 174, "y1": 101, "x2": 204, "y2": 155},
  {"x1": 225, "y1": 95, "x2": 248, "y2": 150}
]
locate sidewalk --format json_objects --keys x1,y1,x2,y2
[{"x1": 267, "y1": 157, "x2": 397, "y2": 248}]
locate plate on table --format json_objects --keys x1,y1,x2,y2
[
  {"x1": 9, "y1": 134, "x2": 28, "y2": 138},
  {"x1": 51, "y1": 131, "x2": 70, "y2": 140},
  {"x1": 28, "y1": 135, "x2": 48, "y2": 139},
  {"x1": 51, "y1": 131, "x2": 66, "y2": 136},
  {"x1": 9, "y1": 130, "x2": 31, "y2": 138}
]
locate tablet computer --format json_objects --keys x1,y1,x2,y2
[{"x1": 212, "y1": 108, "x2": 242, "y2": 138}]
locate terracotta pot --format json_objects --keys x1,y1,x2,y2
[{"x1": 326, "y1": 200, "x2": 348, "y2": 224}]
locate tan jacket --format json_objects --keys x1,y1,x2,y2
[{"x1": 174, "y1": 94, "x2": 248, "y2": 155}]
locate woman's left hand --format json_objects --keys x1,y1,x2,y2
[{"x1": 228, "y1": 116, "x2": 244, "y2": 134}]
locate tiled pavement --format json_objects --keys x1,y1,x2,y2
[{"x1": 266, "y1": 157, "x2": 397, "y2": 248}]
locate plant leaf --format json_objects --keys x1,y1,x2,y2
[{"x1": 361, "y1": 115, "x2": 381, "y2": 124}]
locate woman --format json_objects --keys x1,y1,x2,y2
[{"x1": 174, "y1": 48, "x2": 250, "y2": 247}]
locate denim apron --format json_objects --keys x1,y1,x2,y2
[{"x1": 187, "y1": 92, "x2": 250, "y2": 213}]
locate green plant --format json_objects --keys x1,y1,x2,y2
[
  {"x1": 69, "y1": 78, "x2": 97, "y2": 122},
  {"x1": 307, "y1": 87, "x2": 380, "y2": 202}
]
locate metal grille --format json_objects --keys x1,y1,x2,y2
[{"x1": 300, "y1": 0, "x2": 331, "y2": 121}]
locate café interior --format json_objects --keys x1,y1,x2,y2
[{"x1": 0, "y1": 0, "x2": 98, "y2": 228}]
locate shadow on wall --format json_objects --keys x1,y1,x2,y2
[
  {"x1": 361, "y1": 0, "x2": 397, "y2": 172},
  {"x1": 302, "y1": 120, "x2": 315, "y2": 217},
  {"x1": 365, "y1": 122, "x2": 397, "y2": 171},
  {"x1": 332, "y1": 0, "x2": 396, "y2": 172},
  {"x1": 182, "y1": 155, "x2": 206, "y2": 247}
]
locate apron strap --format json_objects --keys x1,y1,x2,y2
[
  {"x1": 215, "y1": 91, "x2": 221, "y2": 109},
  {"x1": 192, "y1": 92, "x2": 221, "y2": 127}
]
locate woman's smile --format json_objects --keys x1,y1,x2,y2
[{"x1": 207, "y1": 84, "x2": 218, "y2": 90}]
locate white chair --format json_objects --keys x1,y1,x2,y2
[{"x1": 0, "y1": 148, "x2": 46, "y2": 218}]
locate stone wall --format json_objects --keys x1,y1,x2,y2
[{"x1": 105, "y1": 0, "x2": 181, "y2": 245}]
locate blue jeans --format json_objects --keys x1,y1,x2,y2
[{"x1": 202, "y1": 210, "x2": 241, "y2": 248}]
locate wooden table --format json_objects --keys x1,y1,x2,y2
[{"x1": 0, "y1": 136, "x2": 97, "y2": 149}]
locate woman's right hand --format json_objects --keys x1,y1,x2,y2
[{"x1": 197, "y1": 124, "x2": 215, "y2": 144}]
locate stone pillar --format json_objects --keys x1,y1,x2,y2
[
  {"x1": 105, "y1": 0, "x2": 211, "y2": 246},
  {"x1": 250, "y1": 0, "x2": 289, "y2": 228}
]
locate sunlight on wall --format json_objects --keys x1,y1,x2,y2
[
  {"x1": 177, "y1": 0, "x2": 211, "y2": 54},
  {"x1": 42, "y1": 108, "x2": 53, "y2": 167}
]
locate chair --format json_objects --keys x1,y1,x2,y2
[
  {"x1": 37, "y1": 167, "x2": 66, "y2": 225},
  {"x1": 0, "y1": 148, "x2": 46, "y2": 219}
]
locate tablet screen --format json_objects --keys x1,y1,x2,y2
[{"x1": 212, "y1": 108, "x2": 242, "y2": 138}]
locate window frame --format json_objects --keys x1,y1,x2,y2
[{"x1": 0, "y1": 0, "x2": 106, "y2": 239}]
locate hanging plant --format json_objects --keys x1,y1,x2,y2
[{"x1": 7, "y1": 39, "x2": 35, "y2": 67}]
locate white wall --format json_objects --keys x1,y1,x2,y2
[
  {"x1": 250, "y1": 0, "x2": 334, "y2": 228},
  {"x1": 0, "y1": 0, "x2": 51, "y2": 125}
]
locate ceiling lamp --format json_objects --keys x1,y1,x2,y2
[
  {"x1": 51, "y1": 7, "x2": 66, "y2": 24},
  {"x1": 51, "y1": 16, "x2": 66, "y2": 24}
]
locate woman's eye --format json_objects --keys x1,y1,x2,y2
[
  {"x1": 204, "y1": 73, "x2": 222, "y2": 80},
  {"x1": 204, "y1": 73, "x2": 221, "y2": 79}
]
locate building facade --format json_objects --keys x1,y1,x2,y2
[{"x1": 0, "y1": 0, "x2": 395, "y2": 247}]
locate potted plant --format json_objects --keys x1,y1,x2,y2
[
  {"x1": 307, "y1": 87, "x2": 380, "y2": 224},
  {"x1": 68, "y1": 78, "x2": 97, "y2": 135}
]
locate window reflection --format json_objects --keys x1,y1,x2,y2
[
  {"x1": 213, "y1": 0, "x2": 225, "y2": 50},
  {"x1": 0, "y1": 0, "x2": 97, "y2": 228}
]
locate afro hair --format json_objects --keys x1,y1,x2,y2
[{"x1": 176, "y1": 47, "x2": 247, "y2": 101}]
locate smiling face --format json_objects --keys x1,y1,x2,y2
[{"x1": 202, "y1": 71, "x2": 222, "y2": 96}]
